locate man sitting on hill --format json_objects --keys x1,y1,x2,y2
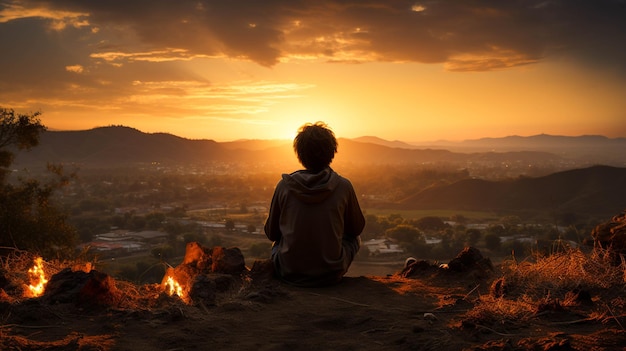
[{"x1": 264, "y1": 122, "x2": 365, "y2": 287}]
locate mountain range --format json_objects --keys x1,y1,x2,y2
[
  {"x1": 12, "y1": 126, "x2": 626, "y2": 168},
  {"x1": 9, "y1": 126, "x2": 626, "y2": 217}
]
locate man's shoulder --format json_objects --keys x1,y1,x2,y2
[{"x1": 331, "y1": 172, "x2": 355, "y2": 188}]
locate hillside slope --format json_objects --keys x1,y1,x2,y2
[
  {"x1": 400, "y1": 165, "x2": 626, "y2": 215},
  {"x1": 13, "y1": 126, "x2": 566, "y2": 167},
  {"x1": 14, "y1": 126, "x2": 231, "y2": 165}
]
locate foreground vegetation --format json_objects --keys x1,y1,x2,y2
[{"x1": 1, "y1": 242, "x2": 625, "y2": 350}]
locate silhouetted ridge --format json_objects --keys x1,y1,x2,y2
[
  {"x1": 15, "y1": 125, "x2": 227, "y2": 165},
  {"x1": 12, "y1": 127, "x2": 624, "y2": 175},
  {"x1": 400, "y1": 165, "x2": 626, "y2": 215}
]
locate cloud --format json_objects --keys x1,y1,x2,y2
[
  {"x1": 65, "y1": 64, "x2": 84, "y2": 73},
  {"x1": 1, "y1": 0, "x2": 623, "y2": 72},
  {"x1": 121, "y1": 80, "x2": 315, "y2": 117}
]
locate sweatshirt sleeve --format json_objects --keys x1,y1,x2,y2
[
  {"x1": 264, "y1": 182, "x2": 283, "y2": 242},
  {"x1": 343, "y1": 181, "x2": 365, "y2": 237}
]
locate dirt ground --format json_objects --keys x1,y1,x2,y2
[{"x1": 2, "y1": 258, "x2": 626, "y2": 351}]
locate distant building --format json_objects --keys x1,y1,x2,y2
[
  {"x1": 81, "y1": 229, "x2": 168, "y2": 257},
  {"x1": 363, "y1": 239, "x2": 404, "y2": 256}
]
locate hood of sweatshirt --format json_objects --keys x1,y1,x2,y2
[{"x1": 281, "y1": 167, "x2": 340, "y2": 203}]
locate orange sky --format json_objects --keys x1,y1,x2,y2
[{"x1": 1, "y1": 1, "x2": 625, "y2": 142}]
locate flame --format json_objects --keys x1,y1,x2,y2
[
  {"x1": 26, "y1": 257, "x2": 48, "y2": 297},
  {"x1": 165, "y1": 276, "x2": 184, "y2": 298}
]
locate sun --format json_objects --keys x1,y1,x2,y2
[{"x1": 270, "y1": 100, "x2": 352, "y2": 141}]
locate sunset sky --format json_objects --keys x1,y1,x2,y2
[{"x1": 1, "y1": 0, "x2": 625, "y2": 142}]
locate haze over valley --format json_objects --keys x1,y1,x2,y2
[{"x1": 6, "y1": 125, "x2": 624, "y2": 284}]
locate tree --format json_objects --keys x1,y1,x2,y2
[
  {"x1": 414, "y1": 216, "x2": 447, "y2": 232},
  {"x1": 450, "y1": 214, "x2": 468, "y2": 225},
  {"x1": 484, "y1": 233, "x2": 502, "y2": 252},
  {"x1": 465, "y1": 228, "x2": 482, "y2": 246},
  {"x1": 385, "y1": 224, "x2": 422, "y2": 243},
  {"x1": 0, "y1": 108, "x2": 77, "y2": 258},
  {"x1": 0, "y1": 108, "x2": 46, "y2": 181},
  {"x1": 225, "y1": 219, "x2": 235, "y2": 231},
  {"x1": 385, "y1": 224, "x2": 428, "y2": 257}
]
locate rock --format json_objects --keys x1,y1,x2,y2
[
  {"x1": 588, "y1": 210, "x2": 626, "y2": 264},
  {"x1": 448, "y1": 247, "x2": 482, "y2": 271},
  {"x1": 447, "y1": 247, "x2": 493, "y2": 273},
  {"x1": 399, "y1": 259, "x2": 434, "y2": 278},
  {"x1": 210, "y1": 246, "x2": 245, "y2": 275},
  {"x1": 182, "y1": 241, "x2": 213, "y2": 272},
  {"x1": 180, "y1": 242, "x2": 245, "y2": 275},
  {"x1": 162, "y1": 242, "x2": 245, "y2": 304},
  {"x1": 43, "y1": 268, "x2": 120, "y2": 306},
  {"x1": 249, "y1": 259, "x2": 275, "y2": 283},
  {"x1": 188, "y1": 274, "x2": 217, "y2": 305}
]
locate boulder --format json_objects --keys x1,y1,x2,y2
[
  {"x1": 43, "y1": 268, "x2": 120, "y2": 306},
  {"x1": 161, "y1": 242, "x2": 245, "y2": 304},
  {"x1": 588, "y1": 210, "x2": 626, "y2": 264},
  {"x1": 447, "y1": 246, "x2": 493, "y2": 273}
]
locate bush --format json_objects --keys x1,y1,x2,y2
[{"x1": 0, "y1": 108, "x2": 77, "y2": 258}]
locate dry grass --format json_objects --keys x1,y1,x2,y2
[
  {"x1": 0, "y1": 248, "x2": 98, "y2": 303},
  {"x1": 461, "y1": 247, "x2": 626, "y2": 333},
  {"x1": 502, "y1": 248, "x2": 625, "y2": 295}
]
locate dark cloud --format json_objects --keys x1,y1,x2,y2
[
  {"x1": 3, "y1": 0, "x2": 626, "y2": 72},
  {"x1": 0, "y1": 18, "x2": 74, "y2": 84}
]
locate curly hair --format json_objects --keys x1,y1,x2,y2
[{"x1": 293, "y1": 122, "x2": 337, "y2": 172}]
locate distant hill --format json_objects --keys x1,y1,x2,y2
[
  {"x1": 13, "y1": 126, "x2": 240, "y2": 166},
  {"x1": 13, "y1": 126, "x2": 568, "y2": 168},
  {"x1": 399, "y1": 165, "x2": 626, "y2": 216},
  {"x1": 338, "y1": 138, "x2": 563, "y2": 165},
  {"x1": 10, "y1": 126, "x2": 626, "y2": 216},
  {"x1": 351, "y1": 136, "x2": 418, "y2": 149},
  {"x1": 409, "y1": 134, "x2": 626, "y2": 165},
  {"x1": 220, "y1": 139, "x2": 291, "y2": 151}
]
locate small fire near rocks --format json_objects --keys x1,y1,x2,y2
[
  {"x1": 25, "y1": 257, "x2": 48, "y2": 298},
  {"x1": 164, "y1": 275, "x2": 185, "y2": 299}
]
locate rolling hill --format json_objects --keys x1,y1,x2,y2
[
  {"x1": 9, "y1": 126, "x2": 625, "y2": 216},
  {"x1": 399, "y1": 165, "x2": 626, "y2": 216},
  {"x1": 13, "y1": 126, "x2": 570, "y2": 168}
]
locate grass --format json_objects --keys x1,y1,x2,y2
[
  {"x1": 503, "y1": 248, "x2": 625, "y2": 293},
  {"x1": 460, "y1": 247, "x2": 626, "y2": 333}
]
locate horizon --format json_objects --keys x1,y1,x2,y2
[
  {"x1": 2, "y1": 1, "x2": 625, "y2": 141},
  {"x1": 45, "y1": 124, "x2": 625, "y2": 144}
]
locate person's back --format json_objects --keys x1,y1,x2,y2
[{"x1": 264, "y1": 122, "x2": 365, "y2": 286}]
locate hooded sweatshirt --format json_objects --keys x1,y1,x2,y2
[{"x1": 264, "y1": 167, "x2": 365, "y2": 286}]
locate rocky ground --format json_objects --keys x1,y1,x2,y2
[{"x1": 2, "y1": 240, "x2": 626, "y2": 351}]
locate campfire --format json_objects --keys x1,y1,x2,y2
[
  {"x1": 158, "y1": 242, "x2": 247, "y2": 305},
  {"x1": 25, "y1": 256, "x2": 48, "y2": 298},
  {"x1": 164, "y1": 275, "x2": 185, "y2": 299},
  {"x1": 10, "y1": 243, "x2": 245, "y2": 306}
]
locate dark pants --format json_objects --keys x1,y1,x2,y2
[{"x1": 270, "y1": 235, "x2": 361, "y2": 286}]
